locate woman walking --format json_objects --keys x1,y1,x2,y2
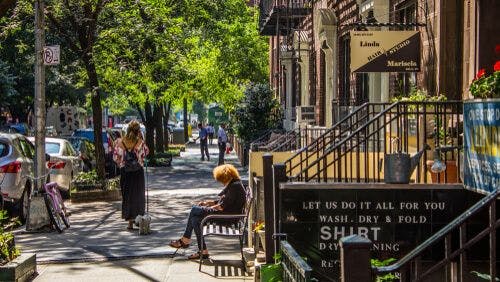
[{"x1": 113, "y1": 120, "x2": 149, "y2": 230}]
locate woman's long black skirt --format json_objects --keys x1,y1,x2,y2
[{"x1": 120, "y1": 167, "x2": 145, "y2": 220}]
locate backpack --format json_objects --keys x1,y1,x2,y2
[{"x1": 122, "y1": 140, "x2": 141, "y2": 172}]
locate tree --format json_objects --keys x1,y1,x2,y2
[
  {"x1": 45, "y1": 0, "x2": 111, "y2": 180},
  {"x1": 0, "y1": 2, "x2": 84, "y2": 122},
  {"x1": 232, "y1": 83, "x2": 282, "y2": 143}
]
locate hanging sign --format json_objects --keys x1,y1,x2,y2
[
  {"x1": 43, "y1": 45, "x2": 60, "y2": 65},
  {"x1": 463, "y1": 100, "x2": 500, "y2": 193},
  {"x1": 350, "y1": 31, "x2": 420, "y2": 72}
]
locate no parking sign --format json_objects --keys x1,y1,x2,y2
[{"x1": 43, "y1": 45, "x2": 60, "y2": 65}]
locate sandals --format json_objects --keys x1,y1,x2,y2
[
  {"x1": 188, "y1": 251, "x2": 209, "y2": 260},
  {"x1": 169, "y1": 239, "x2": 190, "y2": 249}
]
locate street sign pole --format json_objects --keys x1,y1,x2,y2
[{"x1": 28, "y1": 0, "x2": 48, "y2": 231}]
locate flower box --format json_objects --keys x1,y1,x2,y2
[{"x1": 0, "y1": 253, "x2": 36, "y2": 282}]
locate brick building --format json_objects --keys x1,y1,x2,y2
[{"x1": 258, "y1": 0, "x2": 499, "y2": 129}]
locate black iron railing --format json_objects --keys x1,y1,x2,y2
[
  {"x1": 259, "y1": 0, "x2": 312, "y2": 35},
  {"x1": 281, "y1": 240, "x2": 313, "y2": 282},
  {"x1": 371, "y1": 188, "x2": 499, "y2": 281},
  {"x1": 288, "y1": 101, "x2": 463, "y2": 183},
  {"x1": 284, "y1": 102, "x2": 391, "y2": 178}
]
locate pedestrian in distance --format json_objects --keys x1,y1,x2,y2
[
  {"x1": 198, "y1": 123, "x2": 210, "y2": 161},
  {"x1": 217, "y1": 123, "x2": 228, "y2": 165},
  {"x1": 113, "y1": 120, "x2": 149, "y2": 230},
  {"x1": 206, "y1": 123, "x2": 215, "y2": 145},
  {"x1": 169, "y1": 164, "x2": 247, "y2": 259}
]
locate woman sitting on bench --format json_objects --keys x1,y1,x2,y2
[{"x1": 169, "y1": 164, "x2": 247, "y2": 259}]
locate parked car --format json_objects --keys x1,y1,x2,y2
[
  {"x1": 0, "y1": 133, "x2": 35, "y2": 221},
  {"x1": 63, "y1": 137, "x2": 95, "y2": 171},
  {"x1": 27, "y1": 137, "x2": 82, "y2": 198},
  {"x1": 72, "y1": 129, "x2": 119, "y2": 178}
]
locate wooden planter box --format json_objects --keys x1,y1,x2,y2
[
  {"x1": 71, "y1": 189, "x2": 121, "y2": 203},
  {"x1": 0, "y1": 253, "x2": 36, "y2": 282}
]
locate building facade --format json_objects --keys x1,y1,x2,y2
[{"x1": 259, "y1": 0, "x2": 500, "y2": 130}]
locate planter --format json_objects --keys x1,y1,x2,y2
[
  {"x1": 73, "y1": 182, "x2": 104, "y2": 191},
  {"x1": 71, "y1": 189, "x2": 121, "y2": 203},
  {"x1": 426, "y1": 160, "x2": 459, "y2": 183},
  {"x1": 257, "y1": 230, "x2": 266, "y2": 251},
  {"x1": 260, "y1": 263, "x2": 282, "y2": 282},
  {"x1": 0, "y1": 253, "x2": 36, "y2": 282}
]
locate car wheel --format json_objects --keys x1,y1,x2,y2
[{"x1": 19, "y1": 182, "x2": 31, "y2": 223}]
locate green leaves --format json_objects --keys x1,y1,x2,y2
[{"x1": 233, "y1": 83, "x2": 282, "y2": 143}]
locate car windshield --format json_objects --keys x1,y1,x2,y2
[
  {"x1": 46, "y1": 142, "x2": 61, "y2": 155},
  {"x1": 0, "y1": 142, "x2": 8, "y2": 158}
]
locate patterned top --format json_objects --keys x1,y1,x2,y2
[{"x1": 113, "y1": 138, "x2": 149, "y2": 168}]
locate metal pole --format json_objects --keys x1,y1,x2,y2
[
  {"x1": 29, "y1": 0, "x2": 47, "y2": 230},
  {"x1": 34, "y1": 0, "x2": 46, "y2": 191}
]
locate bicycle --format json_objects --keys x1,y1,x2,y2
[{"x1": 27, "y1": 162, "x2": 70, "y2": 233}]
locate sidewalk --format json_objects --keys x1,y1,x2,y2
[{"x1": 14, "y1": 144, "x2": 252, "y2": 281}]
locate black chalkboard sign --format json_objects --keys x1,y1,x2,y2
[{"x1": 279, "y1": 184, "x2": 486, "y2": 281}]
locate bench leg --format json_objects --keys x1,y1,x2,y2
[
  {"x1": 199, "y1": 236, "x2": 204, "y2": 271},
  {"x1": 239, "y1": 236, "x2": 246, "y2": 272}
]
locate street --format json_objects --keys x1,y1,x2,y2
[{"x1": 14, "y1": 144, "x2": 252, "y2": 281}]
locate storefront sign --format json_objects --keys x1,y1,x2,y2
[
  {"x1": 464, "y1": 100, "x2": 500, "y2": 193},
  {"x1": 350, "y1": 31, "x2": 420, "y2": 72},
  {"x1": 280, "y1": 185, "x2": 482, "y2": 281}
]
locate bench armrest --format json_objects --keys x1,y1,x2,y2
[{"x1": 201, "y1": 214, "x2": 246, "y2": 226}]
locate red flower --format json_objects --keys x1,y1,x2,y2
[
  {"x1": 494, "y1": 61, "x2": 500, "y2": 72},
  {"x1": 475, "y1": 68, "x2": 486, "y2": 80}
]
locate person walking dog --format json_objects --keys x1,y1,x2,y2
[
  {"x1": 113, "y1": 120, "x2": 149, "y2": 230},
  {"x1": 217, "y1": 123, "x2": 227, "y2": 165}
]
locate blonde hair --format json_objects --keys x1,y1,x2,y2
[
  {"x1": 213, "y1": 164, "x2": 240, "y2": 185},
  {"x1": 125, "y1": 120, "x2": 141, "y2": 142}
]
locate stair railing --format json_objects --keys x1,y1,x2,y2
[
  {"x1": 285, "y1": 102, "x2": 391, "y2": 178},
  {"x1": 290, "y1": 101, "x2": 462, "y2": 183},
  {"x1": 372, "y1": 188, "x2": 499, "y2": 281}
]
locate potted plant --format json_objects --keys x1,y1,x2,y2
[
  {"x1": 0, "y1": 210, "x2": 36, "y2": 281},
  {"x1": 253, "y1": 221, "x2": 266, "y2": 252}
]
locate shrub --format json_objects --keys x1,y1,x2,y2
[
  {"x1": 232, "y1": 83, "x2": 282, "y2": 144},
  {"x1": 0, "y1": 210, "x2": 19, "y2": 264}
]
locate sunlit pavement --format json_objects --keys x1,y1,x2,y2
[{"x1": 14, "y1": 143, "x2": 252, "y2": 281}]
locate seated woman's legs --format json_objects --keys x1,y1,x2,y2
[{"x1": 180, "y1": 206, "x2": 207, "y2": 251}]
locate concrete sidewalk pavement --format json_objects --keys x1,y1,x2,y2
[{"x1": 14, "y1": 144, "x2": 252, "y2": 281}]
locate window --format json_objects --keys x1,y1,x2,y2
[
  {"x1": 46, "y1": 143, "x2": 61, "y2": 155},
  {"x1": 396, "y1": 1, "x2": 417, "y2": 96},
  {"x1": 0, "y1": 142, "x2": 9, "y2": 158}
]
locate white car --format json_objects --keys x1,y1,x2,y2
[
  {"x1": 27, "y1": 137, "x2": 82, "y2": 198},
  {"x1": 0, "y1": 133, "x2": 35, "y2": 221}
]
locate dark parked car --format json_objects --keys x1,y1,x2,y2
[
  {"x1": 64, "y1": 137, "x2": 95, "y2": 171},
  {"x1": 71, "y1": 129, "x2": 119, "y2": 178}
]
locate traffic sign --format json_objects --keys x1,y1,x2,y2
[{"x1": 43, "y1": 45, "x2": 60, "y2": 65}]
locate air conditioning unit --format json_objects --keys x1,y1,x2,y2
[{"x1": 296, "y1": 106, "x2": 316, "y2": 124}]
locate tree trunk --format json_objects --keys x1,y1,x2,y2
[
  {"x1": 83, "y1": 56, "x2": 105, "y2": 180},
  {"x1": 144, "y1": 101, "x2": 155, "y2": 159},
  {"x1": 164, "y1": 102, "x2": 171, "y2": 150},
  {"x1": 153, "y1": 102, "x2": 164, "y2": 153},
  {"x1": 183, "y1": 98, "x2": 188, "y2": 143}
]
